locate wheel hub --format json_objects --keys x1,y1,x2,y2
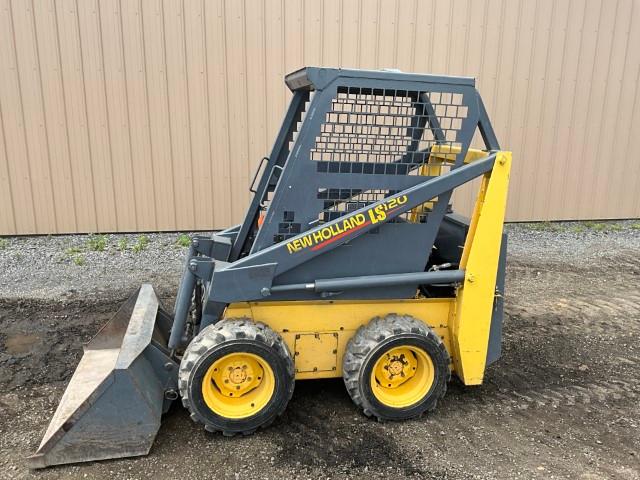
[
  {"x1": 370, "y1": 345, "x2": 435, "y2": 408},
  {"x1": 201, "y1": 352, "x2": 275, "y2": 418},
  {"x1": 378, "y1": 349, "x2": 417, "y2": 388},
  {"x1": 229, "y1": 365, "x2": 248, "y2": 384},
  {"x1": 385, "y1": 354, "x2": 408, "y2": 377},
  {"x1": 215, "y1": 358, "x2": 260, "y2": 396}
]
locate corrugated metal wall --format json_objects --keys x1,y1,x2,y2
[{"x1": 1, "y1": 0, "x2": 639, "y2": 235}]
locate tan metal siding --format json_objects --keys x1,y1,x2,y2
[{"x1": 1, "y1": 0, "x2": 639, "y2": 235}]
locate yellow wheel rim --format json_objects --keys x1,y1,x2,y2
[
  {"x1": 202, "y1": 352, "x2": 275, "y2": 419},
  {"x1": 370, "y1": 345, "x2": 435, "y2": 408}
]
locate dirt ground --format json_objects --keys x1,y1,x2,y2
[{"x1": 0, "y1": 226, "x2": 639, "y2": 479}]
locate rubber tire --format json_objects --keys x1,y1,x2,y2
[
  {"x1": 179, "y1": 319, "x2": 294, "y2": 435},
  {"x1": 343, "y1": 314, "x2": 451, "y2": 421}
]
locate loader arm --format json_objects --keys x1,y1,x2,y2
[{"x1": 209, "y1": 153, "x2": 498, "y2": 303}]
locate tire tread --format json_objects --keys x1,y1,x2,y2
[
  {"x1": 342, "y1": 314, "x2": 451, "y2": 421},
  {"x1": 179, "y1": 319, "x2": 294, "y2": 436}
]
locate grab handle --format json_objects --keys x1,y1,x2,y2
[{"x1": 249, "y1": 157, "x2": 269, "y2": 193}]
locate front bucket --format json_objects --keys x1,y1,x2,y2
[{"x1": 28, "y1": 284, "x2": 178, "y2": 469}]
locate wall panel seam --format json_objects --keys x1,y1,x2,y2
[
  {"x1": 356, "y1": 0, "x2": 361, "y2": 67},
  {"x1": 557, "y1": 0, "x2": 588, "y2": 217},
  {"x1": 181, "y1": 0, "x2": 196, "y2": 227},
  {"x1": 608, "y1": 0, "x2": 634, "y2": 213},
  {"x1": 476, "y1": 0, "x2": 490, "y2": 89},
  {"x1": 0, "y1": 96, "x2": 17, "y2": 233},
  {"x1": 262, "y1": 0, "x2": 268, "y2": 156},
  {"x1": 374, "y1": 0, "x2": 381, "y2": 68},
  {"x1": 280, "y1": 0, "x2": 286, "y2": 108},
  {"x1": 572, "y1": 0, "x2": 605, "y2": 219},
  {"x1": 428, "y1": 0, "x2": 436, "y2": 71},
  {"x1": 392, "y1": 0, "x2": 400, "y2": 67},
  {"x1": 8, "y1": 0, "x2": 38, "y2": 232},
  {"x1": 96, "y1": 0, "x2": 120, "y2": 230},
  {"x1": 202, "y1": 0, "x2": 214, "y2": 226},
  {"x1": 30, "y1": 0, "x2": 60, "y2": 232},
  {"x1": 503, "y1": 0, "x2": 523, "y2": 150},
  {"x1": 319, "y1": 0, "x2": 324, "y2": 64},
  {"x1": 118, "y1": 0, "x2": 140, "y2": 230},
  {"x1": 588, "y1": 0, "x2": 622, "y2": 215},
  {"x1": 53, "y1": 0, "x2": 79, "y2": 231},
  {"x1": 139, "y1": 0, "x2": 160, "y2": 228},
  {"x1": 444, "y1": 0, "x2": 453, "y2": 73},
  {"x1": 241, "y1": 0, "x2": 250, "y2": 206},
  {"x1": 624, "y1": 54, "x2": 640, "y2": 213},
  {"x1": 74, "y1": 0, "x2": 99, "y2": 231},
  {"x1": 338, "y1": 0, "x2": 343, "y2": 66},
  {"x1": 160, "y1": 0, "x2": 178, "y2": 228},
  {"x1": 512, "y1": 0, "x2": 540, "y2": 217},
  {"x1": 409, "y1": 0, "x2": 418, "y2": 70},
  {"x1": 528, "y1": 0, "x2": 557, "y2": 220},
  {"x1": 221, "y1": 0, "x2": 233, "y2": 216},
  {"x1": 542, "y1": 0, "x2": 572, "y2": 218},
  {"x1": 488, "y1": 0, "x2": 506, "y2": 120}
]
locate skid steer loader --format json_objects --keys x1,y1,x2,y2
[{"x1": 29, "y1": 67, "x2": 511, "y2": 468}]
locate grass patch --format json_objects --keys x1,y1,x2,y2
[
  {"x1": 584, "y1": 221, "x2": 607, "y2": 232},
  {"x1": 117, "y1": 238, "x2": 128, "y2": 251},
  {"x1": 65, "y1": 246, "x2": 83, "y2": 256},
  {"x1": 525, "y1": 221, "x2": 563, "y2": 232},
  {"x1": 567, "y1": 223, "x2": 586, "y2": 234},
  {"x1": 0, "y1": 238, "x2": 8, "y2": 250},
  {"x1": 176, "y1": 234, "x2": 191, "y2": 248},
  {"x1": 86, "y1": 234, "x2": 107, "y2": 252},
  {"x1": 581, "y1": 221, "x2": 624, "y2": 232},
  {"x1": 64, "y1": 244, "x2": 86, "y2": 265},
  {"x1": 631, "y1": 222, "x2": 640, "y2": 230},
  {"x1": 132, "y1": 235, "x2": 150, "y2": 253},
  {"x1": 522, "y1": 220, "x2": 626, "y2": 234}
]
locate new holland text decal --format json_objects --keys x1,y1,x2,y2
[{"x1": 286, "y1": 195, "x2": 408, "y2": 254}]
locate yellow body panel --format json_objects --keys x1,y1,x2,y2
[
  {"x1": 223, "y1": 151, "x2": 512, "y2": 386},
  {"x1": 294, "y1": 333, "x2": 338, "y2": 373},
  {"x1": 224, "y1": 299, "x2": 452, "y2": 380},
  {"x1": 452, "y1": 151, "x2": 511, "y2": 384}
]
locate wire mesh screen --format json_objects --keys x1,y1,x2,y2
[
  {"x1": 271, "y1": 87, "x2": 469, "y2": 243},
  {"x1": 311, "y1": 86, "x2": 468, "y2": 174}
]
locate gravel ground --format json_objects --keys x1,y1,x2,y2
[
  {"x1": 0, "y1": 221, "x2": 639, "y2": 479},
  {"x1": 505, "y1": 220, "x2": 640, "y2": 261},
  {"x1": 0, "y1": 232, "x2": 191, "y2": 301},
  {"x1": 1, "y1": 221, "x2": 639, "y2": 302}
]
